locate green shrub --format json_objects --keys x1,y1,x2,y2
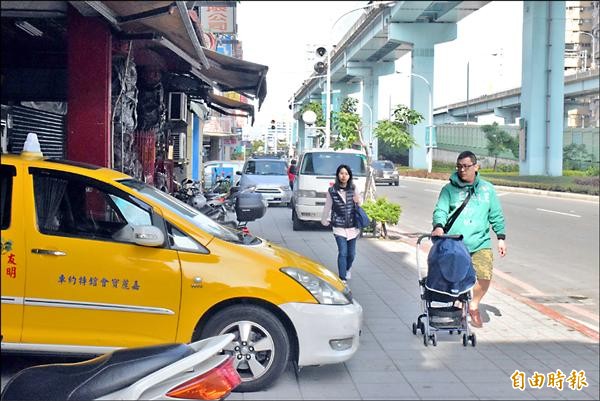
[
  {"x1": 362, "y1": 197, "x2": 402, "y2": 238},
  {"x1": 585, "y1": 165, "x2": 600, "y2": 177},
  {"x1": 497, "y1": 164, "x2": 519, "y2": 173}
]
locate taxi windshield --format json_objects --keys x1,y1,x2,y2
[{"x1": 119, "y1": 179, "x2": 260, "y2": 245}]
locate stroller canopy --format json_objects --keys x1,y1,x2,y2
[{"x1": 426, "y1": 237, "x2": 476, "y2": 297}]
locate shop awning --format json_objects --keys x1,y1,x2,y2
[
  {"x1": 72, "y1": 1, "x2": 268, "y2": 110},
  {"x1": 205, "y1": 92, "x2": 255, "y2": 125},
  {"x1": 195, "y1": 49, "x2": 268, "y2": 111}
]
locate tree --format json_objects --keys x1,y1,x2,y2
[
  {"x1": 373, "y1": 104, "x2": 423, "y2": 151},
  {"x1": 563, "y1": 143, "x2": 591, "y2": 170},
  {"x1": 248, "y1": 140, "x2": 264, "y2": 156},
  {"x1": 482, "y1": 122, "x2": 519, "y2": 171},
  {"x1": 332, "y1": 97, "x2": 361, "y2": 150},
  {"x1": 332, "y1": 97, "x2": 377, "y2": 200}
]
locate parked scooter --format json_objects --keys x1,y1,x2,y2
[
  {"x1": 1, "y1": 334, "x2": 240, "y2": 400},
  {"x1": 175, "y1": 178, "x2": 266, "y2": 230}
]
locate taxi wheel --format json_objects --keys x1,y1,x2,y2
[{"x1": 199, "y1": 305, "x2": 290, "y2": 392}]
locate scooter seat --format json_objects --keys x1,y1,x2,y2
[{"x1": 1, "y1": 343, "x2": 194, "y2": 400}]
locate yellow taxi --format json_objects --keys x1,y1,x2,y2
[{"x1": 0, "y1": 136, "x2": 363, "y2": 392}]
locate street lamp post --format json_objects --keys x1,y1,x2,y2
[
  {"x1": 325, "y1": 1, "x2": 394, "y2": 149},
  {"x1": 466, "y1": 51, "x2": 502, "y2": 124},
  {"x1": 575, "y1": 31, "x2": 596, "y2": 69},
  {"x1": 397, "y1": 70, "x2": 433, "y2": 173}
]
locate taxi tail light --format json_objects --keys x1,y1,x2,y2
[{"x1": 166, "y1": 356, "x2": 241, "y2": 400}]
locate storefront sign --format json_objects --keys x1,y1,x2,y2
[{"x1": 201, "y1": 6, "x2": 235, "y2": 34}]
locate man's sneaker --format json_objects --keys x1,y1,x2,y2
[
  {"x1": 346, "y1": 270, "x2": 352, "y2": 279},
  {"x1": 341, "y1": 280, "x2": 347, "y2": 285}
]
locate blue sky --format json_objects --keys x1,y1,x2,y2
[{"x1": 237, "y1": 1, "x2": 523, "y2": 130}]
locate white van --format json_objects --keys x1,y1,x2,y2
[{"x1": 291, "y1": 148, "x2": 367, "y2": 230}]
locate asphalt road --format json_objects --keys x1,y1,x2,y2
[{"x1": 377, "y1": 177, "x2": 600, "y2": 333}]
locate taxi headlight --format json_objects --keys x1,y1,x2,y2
[{"x1": 280, "y1": 267, "x2": 350, "y2": 305}]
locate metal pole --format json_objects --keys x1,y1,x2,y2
[
  {"x1": 576, "y1": 31, "x2": 596, "y2": 69},
  {"x1": 289, "y1": 93, "x2": 295, "y2": 158},
  {"x1": 325, "y1": 2, "x2": 390, "y2": 149},
  {"x1": 466, "y1": 61, "x2": 470, "y2": 123}
]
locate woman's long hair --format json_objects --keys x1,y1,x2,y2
[{"x1": 334, "y1": 164, "x2": 355, "y2": 190}]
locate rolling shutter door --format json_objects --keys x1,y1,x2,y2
[{"x1": 8, "y1": 105, "x2": 66, "y2": 159}]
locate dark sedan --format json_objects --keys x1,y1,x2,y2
[{"x1": 372, "y1": 160, "x2": 399, "y2": 186}]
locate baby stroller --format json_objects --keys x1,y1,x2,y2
[{"x1": 412, "y1": 234, "x2": 477, "y2": 347}]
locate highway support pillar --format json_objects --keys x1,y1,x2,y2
[
  {"x1": 389, "y1": 23, "x2": 457, "y2": 170},
  {"x1": 520, "y1": 1, "x2": 566, "y2": 176}
]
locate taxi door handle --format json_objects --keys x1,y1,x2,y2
[{"x1": 32, "y1": 249, "x2": 67, "y2": 256}]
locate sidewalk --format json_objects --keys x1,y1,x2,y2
[{"x1": 229, "y1": 206, "x2": 599, "y2": 400}]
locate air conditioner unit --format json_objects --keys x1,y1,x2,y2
[
  {"x1": 168, "y1": 92, "x2": 188, "y2": 123},
  {"x1": 172, "y1": 132, "x2": 187, "y2": 161}
]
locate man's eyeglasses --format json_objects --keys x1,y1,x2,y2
[{"x1": 456, "y1": 164, "x2": 475, "y2": 170}]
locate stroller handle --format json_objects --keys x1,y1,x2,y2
[{"x1": 417, "y1": 234, "x2": 463, "y2": 245}]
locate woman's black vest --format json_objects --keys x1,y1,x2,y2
[{"x1": 328, "y1": 186, "x2": 356, "y2": 228}]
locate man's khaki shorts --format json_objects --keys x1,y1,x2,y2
[{"x1": 471, "y1": 249, "x2": 494, "y2": 280}]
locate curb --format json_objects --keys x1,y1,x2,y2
[{"x1": 399, "y1": 175, "x2": 599, "y2": 202}]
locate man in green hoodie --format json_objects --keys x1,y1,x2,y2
[{"x1": 431, "y1": 151, "x2": 506, "y2": 328}]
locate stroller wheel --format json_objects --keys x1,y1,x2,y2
[
  {"x1": 462, "y1": 333, "x2": 468, "y2": 347},
  {"x1": 419, "y1": 321, "x2": 425, "y2": 334},
  {"x1": 431, "y1": 333, "x2": 437, "y2": 347},
  {"x1": 470, "y1": 333, "x2": 477, "y2": 347},
  {"x1": 412, "y1": 322, "x2": 418, "y2": 335},
  {"x1": 422, "y1": 333, "x2": 428, "y2": 347},
  {"x1": 449, "y1": 330, "x2": 453, "y2": 335}
]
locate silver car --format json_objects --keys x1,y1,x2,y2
[{"x1": 238, "y1": 158, "x2": 292, "y2": 206}]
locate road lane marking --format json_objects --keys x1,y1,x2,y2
[
  {"x1": 424, "y1": 189, "x2": 439, "y2": 193},
  {"x1": 497, "y1": 192, "x2": 509, "y2": 197},
  {"x1": 536, "y1": 208, "x2": 581, "y2": 218}
]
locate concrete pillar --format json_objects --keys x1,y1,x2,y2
[
  {"x1": 389, "y1": 23, "x2": 457, "y2": 169},
  {"x1": 520, "y1": 1, "x2": 565, "y2": 176},
  {"x1": 371, "y1": 62, "x2": 395, "y2": 160},
  {"x1": 192, "y1": 114, "x2": 201, "y2": 180},
  {"x1": 66, "y1": 6, "x2": 112, "y2": 167},
  {"x1": 494, "y1": 107, "x2": 520, "y2": 125}
]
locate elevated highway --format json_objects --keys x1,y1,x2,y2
[{"x1": 433, "y1": 69, "x2": 600, "y2": 124}]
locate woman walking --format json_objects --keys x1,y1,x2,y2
[{"x1": 321, "y1": 164, "x2": 362, "y2": 283}]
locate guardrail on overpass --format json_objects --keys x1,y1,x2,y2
[{"x1": 433, "y1": 69, "x2": 600, "y2": 124}]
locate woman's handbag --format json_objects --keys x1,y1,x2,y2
[{"x1": 354, "y1": 204, "x2": 371, "y2": 229}]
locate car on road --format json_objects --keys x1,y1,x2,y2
[
  {"x1": 0, "y1": 143, "x2": 363, "y2": 393},
  {"x1": 292, "y1": 148, "x2": 367, "y2": 230},
  {"x1": 237, "y1": 157, "x2": 292, "y2": 206},
  {"x1": 372, "y1": 160, "x2": 399, "y2": 186}
]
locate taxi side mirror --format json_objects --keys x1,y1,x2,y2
[{"x1": 132, "y1": 225, "x2": 165, "y2": 247}]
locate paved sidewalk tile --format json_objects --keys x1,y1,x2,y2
[{"x1": 230, "y1": 207, "x2": 599, "y2": 400}]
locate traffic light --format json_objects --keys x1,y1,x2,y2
[
  {"x1": 313, "y1": 46, "x2": 327, "y2": 74},
  {"x1": 270, "y1": 119, "x2": 276, "y2": 130}
]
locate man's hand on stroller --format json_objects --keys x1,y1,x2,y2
[
  {"x1": 431, "y1": 227, "x2": 444, "y2": 237},
  {"x1": 497, "y1": 239, "x2": 507, "y2": 257}
]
